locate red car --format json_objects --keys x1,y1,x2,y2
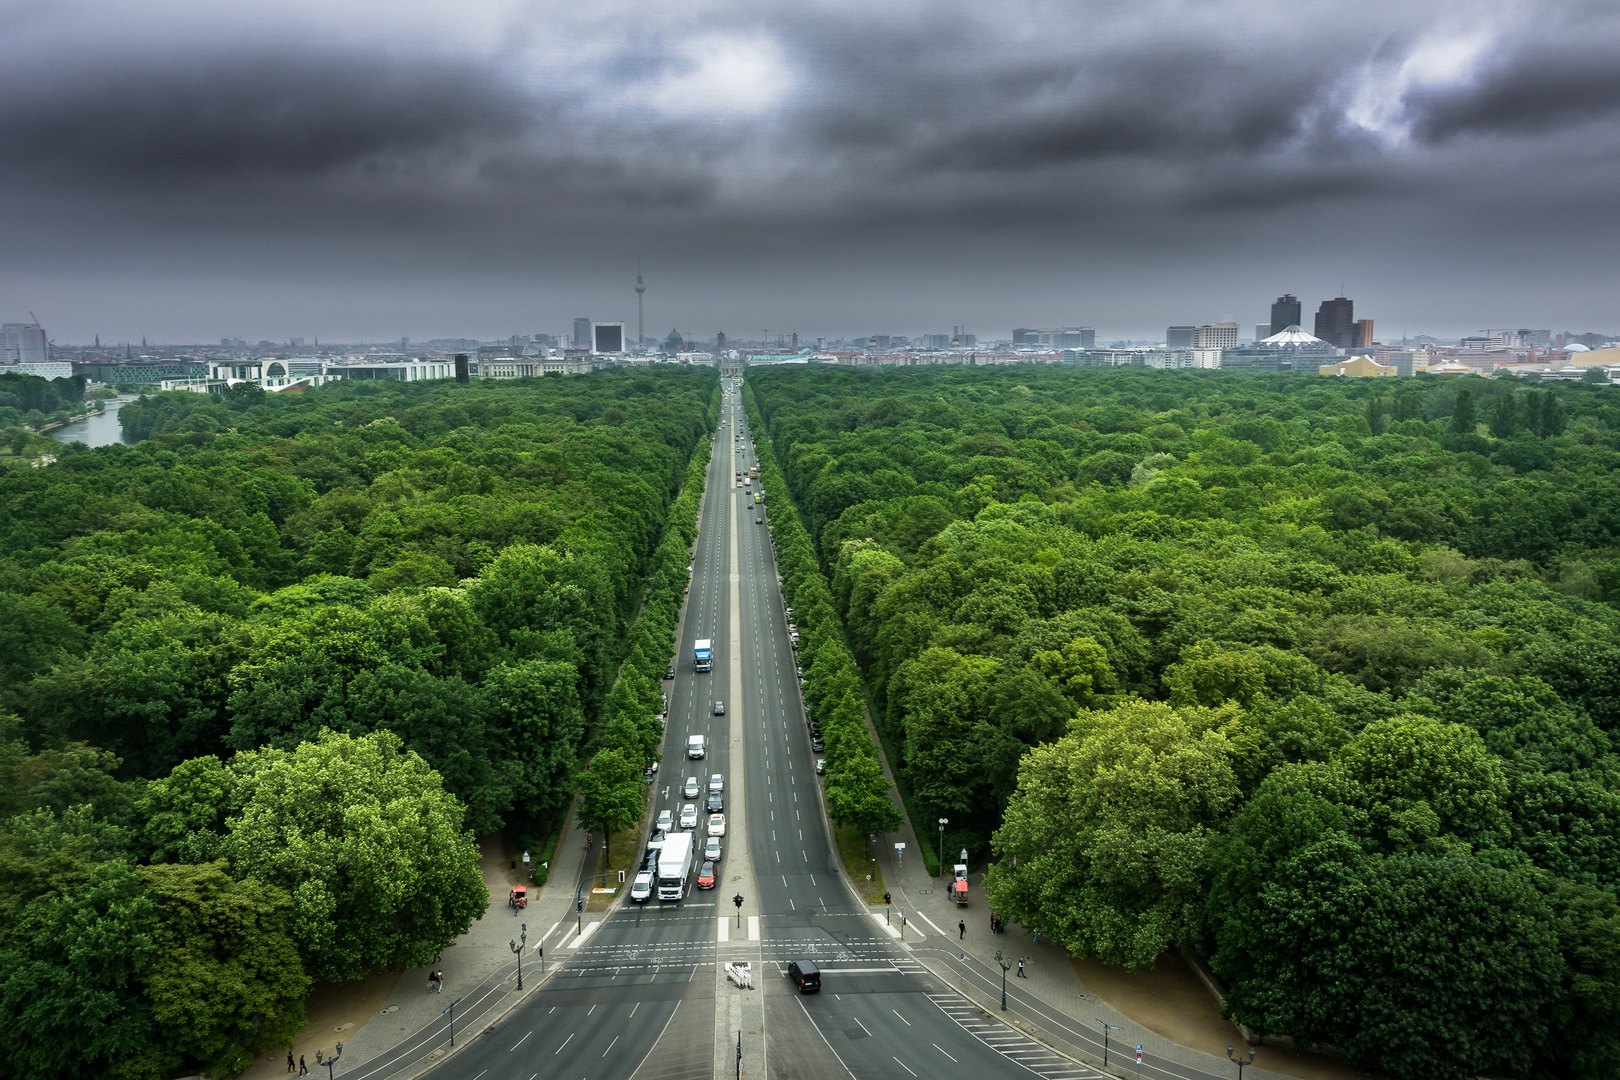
[{"x1": 697, "y1": 860, "x2": 716, "y2": 889}]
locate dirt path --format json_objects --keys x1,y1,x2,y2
[{"x1": 1074, "y1": 953, "x2": 1375, "y2": 1080}]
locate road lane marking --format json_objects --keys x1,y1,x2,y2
[
  {"x1": 748, "y1": 915, "x2": 760, "y2": 940},
  {"x1": 893, "y1": 1058, "x2": 918, "y2": 1077},
  {"x1": 854, "y1": 1016, "x2": 872, "y2": 1037},
  {"x1": 892, "y1": 1009, "x2": 910, "y2": 1026},
  {"x1": 718, "y1": 917, "x2": 728, "y2": 942},
  {"x1": 872, "y1": 914, "x2": 901, "y2": 938},
  {"x1": 554, "y1": 1033, "x2": 573, "y2": 1054},
  {"x1": 566, "y1": 921, "x2": 601, "y2": 948},
  {"x1": 933, "y1": 1045, "x2": 958, "y2": 1062},
  {"x1": 509, "y1": 1031, "x2": 532, "y2": 1051},
  {"x1": 602, "y1": 1035, "x2": 619, "y2": 1057}
]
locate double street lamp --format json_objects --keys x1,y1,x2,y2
[
  {"x1": 937, "y1": 818, "x2": 949, "y2": 881},
  {"x1": 1228, "y1": 1045, "x2": 1257, "y2": 1080},
  {"x1": 996, "y1": 950, "x2": 1010, "y2": 1011},
  {"x1": 315, "y1": 1043, "x2": 342, "y2": 1079},
  {"x1": 510, "y1": 923, "x2": 527, "y2": 990}
]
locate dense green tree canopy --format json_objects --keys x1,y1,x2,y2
[{"x1": 743, "y1": 363, "x2": 1620, "y2": 1079}]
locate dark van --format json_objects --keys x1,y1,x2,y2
[{"x1": 786, "y1": 960, "x2": 821, "y2": 993}]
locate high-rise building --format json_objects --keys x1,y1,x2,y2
[
  {"x1": 1314, "y1": 297, "x2": 1355, "y2": 349},
  {"x1": 592, "y1": 322, "x2": 625, "y2": 354},
  {"x1": 1256, "y1": 324, "x2": 1271, "y2": 341},
  {"x1": 1270, "y1": 294, "x2": 1302, "y2": 337},
  {"x1": 573, "y1": 317, "x2": 591, "y2": 351},
  {"x1": 1012, "y1": 328, "x2": 1036, "y2": 344},
  {"x1": 1354, "y1": 320, "x2": 1375, "y2": 348},
  {"x1": 1193, "y1": 323, "x2": 1238, "y2": 349},
  {"x1": 1166, "y1": 326, "x2": 1196, "y2": 348},
  {"x1": 1, "y1": 322, "x2": 49, "y2": 364}
]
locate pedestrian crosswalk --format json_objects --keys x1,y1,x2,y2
[{"x1": 927, "y1": 994, "x2": 1103, "y2": 1080}]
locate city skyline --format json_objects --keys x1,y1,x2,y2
[{"x1": 2, "y1": 0, "x2": 1617, "y2": 341}]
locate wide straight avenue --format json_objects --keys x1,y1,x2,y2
[{"x1": 420, "y1": 385, "x2": 1099, "y2": 1080}]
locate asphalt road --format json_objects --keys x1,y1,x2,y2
[{"x1": 421, "y1": 385, "x2": 1101, "y2": 1080}]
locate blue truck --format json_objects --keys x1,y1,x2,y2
[{"x1": 694, "y1": 639, "x2": 712, "y2": 673}]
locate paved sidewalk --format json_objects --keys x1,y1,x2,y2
[{"x1": 241, "y1": 801, "x2": 591, "y2": 1080}]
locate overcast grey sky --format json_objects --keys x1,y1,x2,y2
[{"x1": 2, "y1": 0, "x2": 1617, "y2": 343}]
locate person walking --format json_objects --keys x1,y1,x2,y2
[
  {"x1": 287, "y1": 1051, "x2": 295, "y2": 1073},
  {"x1": 959, "y1": 920, "x2": 966, "y2": 940},
  {"x1": 298, "y1": 1055, "x2": 308, "y2": 1076},
  {"x1": 1017, "y1": 957, "x2": 1026, "y2": 978}
]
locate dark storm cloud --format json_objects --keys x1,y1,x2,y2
[
  {"x1": 4, "y1": 0, "x2": 1620, "y2": 341},
  {"x1": 0, "y1": 49, "x2": 533, "y2": 181},
  {"x1": 1405, "y1": 44, "x2": 1620, "y2": 142}
]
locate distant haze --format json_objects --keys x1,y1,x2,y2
[{"x1": 2, "y1": 0, "x2": 1617, "y2": 343}]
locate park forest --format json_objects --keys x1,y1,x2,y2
[
  {"x1": 0, "y1": 370, "x2": 719, "y2": 1078},
  {"x1": 744, "y1": 366, "x2": 1620, "y2": 1080},
  {"x1": 0, "y1": 362, "x2": 1617, "y2": 1080}
]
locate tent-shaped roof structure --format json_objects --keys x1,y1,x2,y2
[{"x1": 1260, "y1": 325, "x2": 1326, "y2": 345}]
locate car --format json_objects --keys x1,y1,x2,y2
[
  {"x1": 708, "y1": 813, "x2": 727, "y2": 837},
  {"x1": 683, "y1": 776, "x2": 700, "y2": 799},
  {"x1": 707, "y1": 790, "x2": 723, "y2": 812},
  {"x1": 704, "y1": 836, "x2": 722, "y2": 862},
  {"x1": 697, "y1": 860, "x2": 716, "y2": 889},
  {"x1": 816, "y1": 758, "x2": 825, "y2": 775},
  {"x1": 811, "y1": 736, "x2": 825, "y2": 752},
  {"x1": 630, "y1": 870, "x2": 653, "y2": 903},
  {"x1": 680, "y1": 803, "x2": 699, "y2": 829},
  {"x1": 709, "y1": 773, "x2": 724, "y2": 793},
  {"x1": 713, "y1": 701, "x2": 725, "y2": 716},
  {"x1": 661, "y1": 692, "x2": 668, "y2": 715},
  {"x1": 663, "y1": 664, "x2": 675, "y2": 680},
  {"x1": 755, "y1": 517, "x2": 762, "y2": 524},
  {"x1": 656, "y1": 809, "x2": 674, "y2": 832},
  {"x1": 688, "y1": 735, "x2": 706, "y2": 759},
  {"x1": 787, "y1": 960, "x2": 821, "y2": 993},
  {"x1": 641, "y1": 846, "x2": 660, "y2": 872}
]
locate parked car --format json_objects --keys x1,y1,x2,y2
[
  {"x1": 811, "y1": 736, "x2": 825, "y2": 752},
  {"x1": 664, "y1": 664, "x2": 676, "y2": 680},
  {"x1": 816, "y1": 759, "x2": 825, "y2": 775},
  {"x1": 680, "y1": 803, "x2": 699, "y2": 829}
]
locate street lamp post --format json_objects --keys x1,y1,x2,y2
[
  {"x1": 937, "y1": 818, "x2": 948, "y2": 881},
  {"x1": 510, "y1": 923, "x2": 527, "y2": 990},
  {"x1": 443, "y1": 999, "x2": 461, "y2": 1045},
  {"x1": 1228, "y1": 1044, "x2": 1256, "y2": 1080},
  {"x1": 997, "y1": 952, "x2": 1011, "y2": 1011},
  {"x1": 320, "y1": 1043, "x2": 342, "y2": 1079},
  {"x1": 1096, "y1": 1020, "x2": 1122, "y2": 1067}
]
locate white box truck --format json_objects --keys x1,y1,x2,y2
[{"x1": 657, "y1": 831, "x2": 695, "y2": 901}]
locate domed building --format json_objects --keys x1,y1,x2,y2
[{"x1": 664, "y1": 328, "x2": 684, "y2": 354}]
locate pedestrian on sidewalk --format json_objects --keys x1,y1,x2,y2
[
  {"x1": 959, "y1": 920, "x2": 966, "y2": 940},
  {"x1": 287, "y1": 1051, "x2": 295, "y2": 1072},
  {"x1": 298, "y1": 1055, "x2": 308, "y2": 1076},
  {"x1": 1017, "y1": 957, "x2": 1026, "y2": 978}
]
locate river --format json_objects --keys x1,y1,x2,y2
[{"x1": 47, "y1": 399, "x2": 136, "y2": 448}]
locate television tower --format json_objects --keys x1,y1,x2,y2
[{"x1": 635, "y1": 260, "x2": 646, "y2": 351}]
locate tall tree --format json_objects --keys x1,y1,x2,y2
[
  {"x1": 225, "y1": 729, "x2": 485, "y2": 982},
  {"x1": 1450, "y1": 388, "x2": 1476, "y2": 434}
]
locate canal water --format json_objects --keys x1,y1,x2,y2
[{"x1": 47, "y1": 399, "x2": 135, "y2": 448}]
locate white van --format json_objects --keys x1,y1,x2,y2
[{"x1": 687, "y1": 735, "x2": 707, "y2": 759}]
